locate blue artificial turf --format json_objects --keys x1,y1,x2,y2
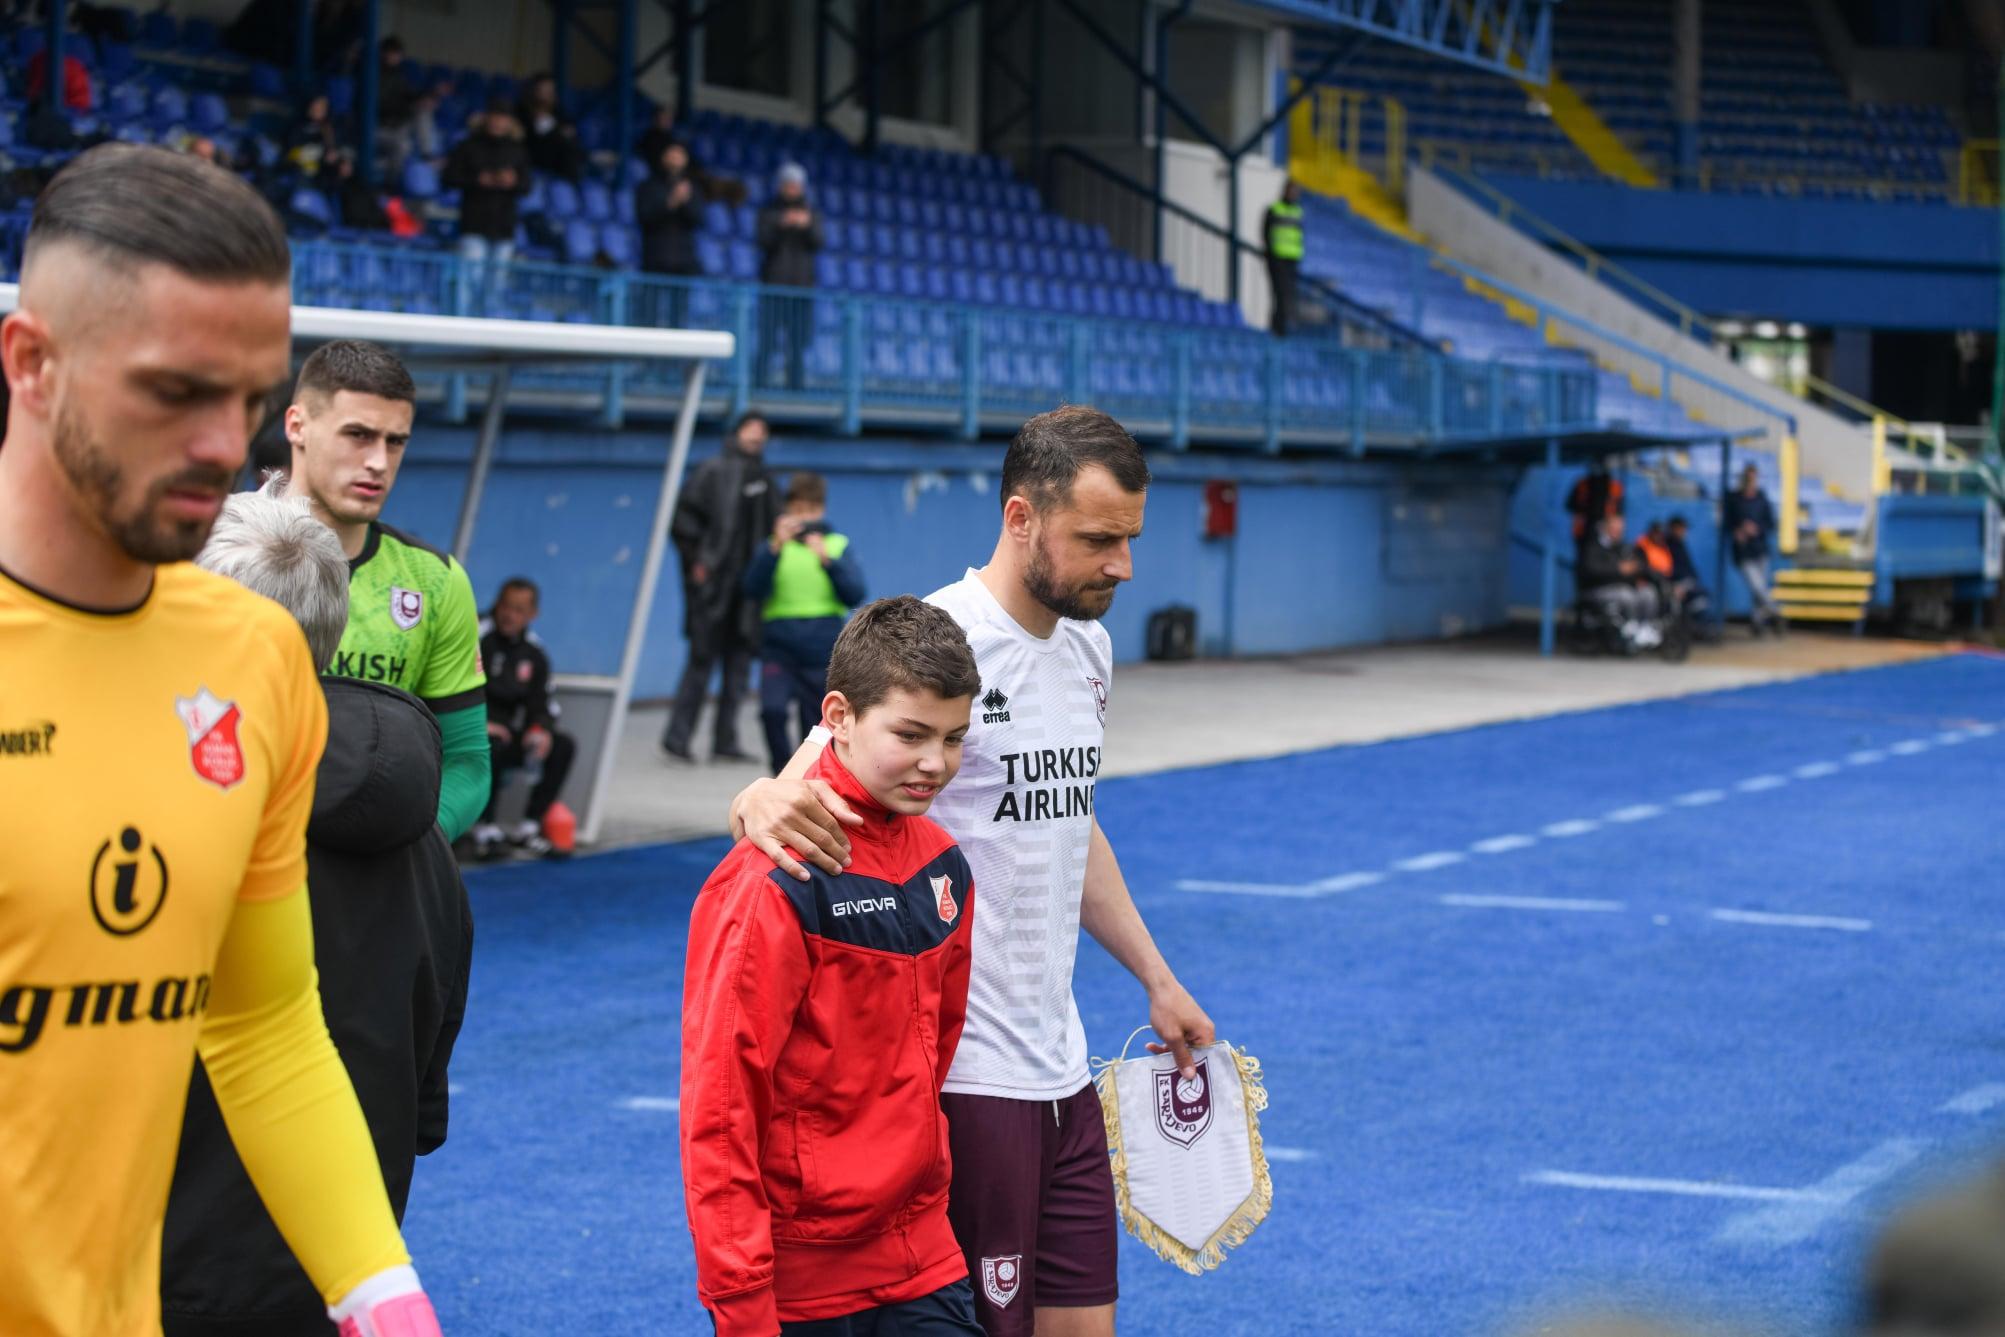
[{"x1": 406, "y1": 654, "x2": 2005, "y2": 1335}]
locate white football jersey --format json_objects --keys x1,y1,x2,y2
[{"x1": 926, "y1": 569, "x2": 1113, "y2": 1100}]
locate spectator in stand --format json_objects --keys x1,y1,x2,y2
[
  {"x1": 517, "y1": 72, "x2": 585, "y2": 183},
  {"x1": 1722, "y1": 464, "x2": 1783, "y2": 637},
  {"x1": 327, "y1": 149, "x2": 388, "y2": 231},
  {"x1": 443, "y1": 99, "x2": 530, "y2": 316},
  {"x1": 756, "y1": 162, "x2": 822, "y2": 391},
  {"x1": 637, "y1": 139, "x2": 702, "y2": 278},
  {"x1": 1634, "y1": 520, "x2": 1674, "y2": 580},
  {"x1": 24, "y1": 46, "x2": 93, "y2": 113},
  {"x1": 1264, "y1": 179, "x2": 1303, "y2": 335},
  {"x1": 743, "y1": 472, "x2": 866, "y2": 774},
  {"x1": 663, "y1": 413, "x2": 780, "y2": 764},
  {"x1": 375, "y1": 35, "x2": 441, "y2": 178},
  {"x1": 1578, "y1": 512, "x2": 1662, "y2": 647},
  {"x1": 285, "y1": 92, "x2": 342, "y2": 178},
  {"x1": 636, "y1": 106, "x2": 693, "y2": 176},
  {"x1": 472, "y1": 578, "x2": 576, "y2": 861},
  {"x1": 1663, "y1": 514, "x2": 1713, "y2": 630}
]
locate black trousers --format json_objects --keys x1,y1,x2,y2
[
  {"x1": 664, "y1": 619, "x2": 756, "y2": 756},
  {"x1": 758, "y1": 616, "x2": 844, "y2": 773},
  {"x1": 1268, "y1": 257, "x2": 1299, "y2": 335},
  {"x1": 758, "y1": 289, "x2": 811, "y2": 390},
  {"x1": 482, "y1": 729, "x2": 576, "y2": 823}
]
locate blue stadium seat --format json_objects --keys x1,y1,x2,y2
[
  {"x1": 402, "y1": 160, "x2": 441, "y2": 200},
  {"x1": 139, "y1": 11, "x2": 177, "y2": 46},
  {"x1": 581, "y1": 181, "x2": 613, "y2": 223},
  {"x1": 600, "y1": 224, "x2": 638, "y2": 268},
  {"x1": 815, "y1": 254, "x2": 844, "y2": 288},
  {"x1": 696, "y1": 236, "x2": 726, "y2": 275},
  {"x1": 562, "y1": 220, "x2": 599, "y2": 264},
  {"x1": 701, "y1": 201, "x2": 732, "y2": 236},
  {"x1": 108, "y1": 83, "x2": 147, "y2": 122},
  {"x1": 288, "y1": 187, "x2": 333, "y2": 230},
  {"x1": 150, "y1": 86, "x2": 188, "y2": 127},
  {"x1": 545, "y1": 180, "x2": 581, "y2": 219},
  {"x1": 728, "y1": 242, "x2": 759, "y2": 280}
]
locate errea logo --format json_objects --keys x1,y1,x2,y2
[{"x1": 981, "y1": 687, "x2": 1011, "y2": 724}]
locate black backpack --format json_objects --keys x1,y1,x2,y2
[{"x1": 1146, "y1": 606, "x2": 1197, "y2": 661}]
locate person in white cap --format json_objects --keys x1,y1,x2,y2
[{"x1": 756, "y1": 160, "x2": 823, "y2": 390}]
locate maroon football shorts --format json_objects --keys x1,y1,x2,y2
[{"x1": 940, "y1": 1083, "x2": 1119, "y2": 1336}]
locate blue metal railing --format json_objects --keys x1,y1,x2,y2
[{"x1": 289, "y1": 239, "x2": 1598, "y2": 450}]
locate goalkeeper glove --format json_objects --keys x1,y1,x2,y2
[{"x1": 329, "y1": 1265, "x2": 443, "y2": 1337}]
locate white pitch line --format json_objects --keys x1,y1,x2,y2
[
  {"x1": 616, "y1": 1096, "x2": 680, "y2": 1112},
  {"x1": 1441, "y1": 894, "x2": 1625, "y2": 914},
  {"x1": 1672, "y1": 789, "x2": 1727, "y2": 807},
  {"x1": 1735, "y1": 774, "x2": 1788, "y2": 793},
  {"x1": 1470, "y1": 833, "x2": 1538, "y2": 855},
  {"x1": 1717, "y1": 1139, "x2": 1925, "y2": 1245},
  {"x1": 1265, "y1": 1146, "x2": 1321, "y2": 1163},
  {"x1": 1792, "y1": 761, "x2": 1841, "y2": 779},
  {"x1": 1605, "y1": 803, "x2": 1665, "y2": 823},
  {"x1": 1939, "y1": 1083, "x2": 2005, "y2": 1115},
  {"x1": 1711, "y1": 908, "x2": 1873, "y2": 933},
  {"x1": 1173, "y1": 879, "x2": 1326, "y2": 898},
  {"x1": 1312, "y1": 871, "x2": 1387, "y2": 893},
  {"x1": 1526, "y1": 1170, "x2": 1820, "y2": 1203},
  {"x1": 1846, "y1": 750, "x2": 1887, "y2": 765},
  {"x1": 1541, "y1": 819, "x2": 1600, "y2": 838},
  {"x1": 1392, "y1": 851, "x2": 1466, "y2": 873},
  {"x1": 1934, "y1": 730, "x2": 1971, "y2": 746},
  {"x1": 1888, "y1": 739, "x2": 1932, "y2": 756},
  {"x1": 1968, "y1": 724, "x2": 1998, "y2": 738}
]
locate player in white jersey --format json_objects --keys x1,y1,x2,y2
[{"x1": 730, "y1": 406, "x2": 1213, "y2": 1337}]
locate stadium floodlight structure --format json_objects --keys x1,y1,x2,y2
[{"x1": 0, "y1": 283, "x2": 734, "y2": 847}]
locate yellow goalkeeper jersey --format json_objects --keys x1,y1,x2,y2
[{"x1": 0, "y1": 559, "x2": 326, "y2": 1336}]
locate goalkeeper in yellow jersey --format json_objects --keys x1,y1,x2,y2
[{"x1": 0, "y1": 144, "x2": 444, "y2": 1336}]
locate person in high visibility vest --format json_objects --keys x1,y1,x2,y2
[
  {"x1": 743, "y1": 471, "x2": 867, "y2": 773},
  {"x1": 1264, "y1": 180, "x2": 1305, "y2": 335}
]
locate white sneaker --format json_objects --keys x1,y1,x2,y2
[
  {"x1": 471, "y1": 823, "x2": 505, "y2": 860},
  {"x1": 507, "y1": 819, "x2": 541, "y2": 845},
  {"x1": 1634, "y1": 624, "x2": 1662, "y2": 649}
]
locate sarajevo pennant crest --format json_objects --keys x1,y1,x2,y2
[
  {"x1": 176, "y1": 687, "x2": 245, "y2": 790},
  {"x1": 980, "y1": 1255, "x2": 1021, "y2": 1309},
  {"x1": 1096, "y1": 1036, "x2": 1272, "y2": 1275}
]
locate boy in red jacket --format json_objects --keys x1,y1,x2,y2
[{"x1": 681, "y1": 595, "x2": 985, "y2": 1336}]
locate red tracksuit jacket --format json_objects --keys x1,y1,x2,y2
[{"x1": 680, "y1": 749, "x2": 975, "y2": 1335}]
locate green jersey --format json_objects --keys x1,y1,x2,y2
[{"x1": 329, "y1": 522, "x2": 486, "y2": 713}]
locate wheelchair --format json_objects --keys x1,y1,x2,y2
[{"x1": 1565, "y1": 583, "x2": 1694, "y2": 663}]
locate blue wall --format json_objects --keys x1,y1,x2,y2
[
  {"x1": 1481, "y1": 174, "x2": 1999, "y2": 330},
  {"x1": 373, "y1": 421, "x2": 1518, "y2": 698}
]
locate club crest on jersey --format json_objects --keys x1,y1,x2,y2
[
  {"x1": 1086, "y1": 676, "x2": 1107, "y2": 724},
  {"x1": 1154, "y1": 1057, "x2": 1214, "y2": 1148},
  {"x1": 390, "y1": 586, "x2": 424, "y2": 630},
  {"x1": 175, "y1": 687, "x2": 244, "y2": 790},
  {"x1": 981, "y1": 1255, "x2": 1022, "y2": 1309},
  {"x1": 932, "y1": 873, "x2": 957, "y2": 923}
]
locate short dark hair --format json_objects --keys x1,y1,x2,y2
[
  {"x1": 828, "y1": 596, "x2": 980, "y2": 716},
  {"x1": 498, "y1": 576, "x2": 538, "y2": 603},
  {"x1": 1000, "y1": 405, "x2": 1149, "y2": 514},
  {"x1": 784, "y1": 472, "x2": 827, "y2": 508},
  {"x1": 732, "y1": 411, "x2": 769, "y2": 442},
  {"x1": 1667, "y1": 514, "x2": 1689, "y2": 529},
  {"x1": 295, "y1": 339, "x2": 417, "y2": 407},
  {"x1": 25, "y1": 144, "x2": 290, "y2": 285}
]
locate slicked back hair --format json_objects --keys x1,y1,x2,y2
[
  {"x1": 197, "y1": 481, "x2": 349, "y2": 667},
  {"x1": 25, "y1": 144, "x2": 290, "y2": 285},
  {"x1": 828, "y1": 596, "x2": 981, "y2": 716},
  {"x1": 999, "y1": 405, "x2": 1150, "y2": 514},
  {"x1": 295, "y1": 339, "x2": 417, "y2": 408}
]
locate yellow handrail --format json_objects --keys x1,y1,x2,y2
[
  {"x1": 1804, "y1": 374, "x2": 1973, "y2": 469},
  {"x1": 1434, "y1": 164, "x2": 1714, "y2": 338},
  {"x1": 1780, "y1": 433, "x2": 1800, "y2": 554},
  {"x1": 1299, "y1": 85, "x2": 1410, "y2": 200},
  {"x1": 1959, "y1": 139, "x2": 2000, "y2": 207}
]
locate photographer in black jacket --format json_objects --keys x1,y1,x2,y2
[{"x1": 162, "y1": 488, "x2": 474, "y2": 1337}]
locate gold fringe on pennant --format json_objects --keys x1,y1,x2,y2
[{"x1": 1093, "y1": 1045, "x2": 1273, "y2": 1276}]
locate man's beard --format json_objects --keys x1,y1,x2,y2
[
  {"x1": 52, "y1": 402, "x2": 232, "y2": 564},
  {"x1": 1023, "y1": 535, "x2": 1118, "y2": 622}
]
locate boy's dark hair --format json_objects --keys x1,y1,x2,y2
[
  {"x1": 732, "y1": 411, "x2": 769, "y2": 442},
  {"x1": 828, "y1": 596, "x2": 980, "y2": 715},
  {"x1": 296, "y1": 339, "x2": 417, "y2": 407},
  {"x1": 784, "y1": 472, "x2": 827, "y2": 509},
  {"x1": 1000, "y1": 405, "x2": 1149, "y2": 514},
  {"x1": 497, "y1": 576, "x2": 538, "y2": 602},
  {"x1": 25, "y1": 144, "x2": 290, "y2": 284}
]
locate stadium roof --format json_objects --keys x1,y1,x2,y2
[{"x1": 1248, "y1": 0, "x2": 1556, "y2": 84}]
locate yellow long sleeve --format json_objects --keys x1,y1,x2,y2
[{"x1": 197, "y1": 885, "x2": 410, "y2": 1306}]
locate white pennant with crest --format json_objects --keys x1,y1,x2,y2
[{"x1": 1093, "y1": 1030, "x2": 1272, "y2": 1274}]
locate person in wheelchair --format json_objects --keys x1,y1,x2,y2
[{"x1": 1577, "y1": 513, "x2": 1664, "y2": 649}]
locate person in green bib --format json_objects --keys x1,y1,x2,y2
[
  {"x1": 281, "y1": 340, "x2": 489, "y2": 840},
  {"x1": 1265, "y1": 180, "x2": 1305, "y2": 336},
  {"x1": 742, "y1": 471, "x2": 866, "y2": 774}
]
